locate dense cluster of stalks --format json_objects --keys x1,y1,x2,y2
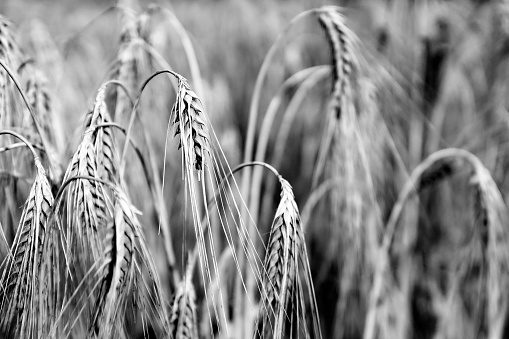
[{"x1": 0, "y1": 0, "x2": 509, "y2": 338}]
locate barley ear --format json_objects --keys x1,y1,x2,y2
[
  {"x1": 0, "y1": 157, "x2": 54, "y2": 338},
  {"x1": 89, "y1": 196, "x2": 135, "y2": 338},
  {"x1": 62, "y1": 126, "x2": 109, "y2": 265},
  {"x1": 260, "y1": 176, "x2": 321, "y2": 339},
  {"x1": 169, "y1": 261, "x2": 199, "y2": 339},
  {"x1": 87, "y1": 84, "x2": 119, "y2": 184},
  {"x1": 316, "y1": 7, "x2": 358, "y2": 120},
  {"x1": 0, "y1": 14, "x2": 22, "y2": 128},
  {"x1": 19, "y1": 65, "x2": 62, "y2": 180},
  {"x1": 170, "y1": 76, "x2": 211, "y2": 175}
]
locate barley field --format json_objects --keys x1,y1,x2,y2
[{"x1": 0, "y1": 0, "x2": 508, "y2": 338}]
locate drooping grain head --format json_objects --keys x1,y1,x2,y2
[
  {"x1": 23, "y1": 19, "x2": 64, "y2": 86},
  {"x1": 331, "y1": 80, "x2": 392, "y2": 339},
  {"x1": 107, "y1": 7, "x2": 147, "y2": 122},
  {"x1": 313, "y1": 6, "x2": 362, "y2": 189},
  {"x1": 62, "y1": 128, "x2": 109, "y2": 263},
  {"x1": 22, "y1": 68, "x2": 55, "y2": 145},
  {"x1": 170, "y1": 76, "x2": 211, "y2": 174},
  {"x1": 90, "y1": 198, "x2": 136, "y2": 338},
  {"x1": 0, "y1": 14, "x2": 22, "y2": 128},
  {"x1": 86, "y1": 84, "x2": 119, "y2": 184},
  {"x1": 18, "y1": 65, "x2": 63, "y2": 180},
  {"x1": 169, "y1": 274, "x2": 199, "y2": 339},
  {"x1": 314, "y1": 12, "x2": 387, "y2": 339},
  {"x1": 471, "y1": 164, "x2": 509, "y2": 338},
  {"x1": 0, "y1": 158, "x2": 54, "y2": 338},
  {"x1": 109, "y1": 42, "x2": 140, "y2": 123},
  {"x1": 62, "y1": 184, "x2": 168, "y2": 338},
  {"x1": 115, "y1": 189, "x2": 170, "y2": 336},
  {"x1": 316, "y1": 7, "x2": 358, "y2": 120},
  {"x1": 261, "y1": 177, "x2": 304, "y2": 339}
]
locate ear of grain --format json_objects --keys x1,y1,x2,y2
[
  {"x1": 60, "y1": 185, "x2": 169, "y2": 338},
  {"x1": 65, "y1": 85, "x2": 121, "y2": 263},
  {"x1": 260, "y1": 177, "x2": 321, "y2": 339},
  {"x1": 22, "y1": 68, "x2": 56, "y2": 146},
  {"x1": 262, "y1": 178, "x2": 300, "y2": 335},
  {"x1": 90, "y1": 197, "x2": 133, "y2": 338},
  {"x1": 114, "y1": 189, "x2": 170, "y2": 336},
  {"x1": 472, "y1": 164, "x2": 509, "y2": 339},
  {"x1": 316, "y1": 8, "x2": 357, "y2": 120},
  {"x1": 87, "y1": 84, "x2": 119, "y2": 184},
  {"x1": 18, "y1": 65, "x2": 62, "y2": 182},
  {"x1": 314, "y1": 7, "x2": 360, "y2": 186},
  {"x1": 23, "y1": 19, "x2": 64, "y2": 86},
  {"x1": 0, "y1": 16, "x2": 24, "y2": 240},
  {"x1": 170, "y1": 76, "x2": 211, "y2": 174},
  {"x1": 169, "y1": 269, "x2": 199, "y2": 339},
  {"x1": 107, "y1": 7, "x2": 147, "y2": 122},
  {"x1": 36, "y1": 208, "x2": 61, "y2": 338},
  {"x1": 62, "y1": 127, "x2": 109, "y2": 264},
  {"x1": 365, "y1": 152, "x2": 465, "y2": 339},
  {"x1": 0, "y1": 14, "x2": 22, "y2": 129},
  {"x1": 0, "y1": 158, "x2": 53, "y2": 338},
  {"x1": 59, "y1": 108, "x2": 118, "y2": 335},
  {"x1": 366, "y1": 149, "x2": 509, "y2": 339},
  {"x1": 315, "y1": 9, "x2": 388, "y2": 338}
]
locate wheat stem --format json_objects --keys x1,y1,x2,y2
[
  {"x1": 61, "y1": 6, "x2": 120, "y2": 58},
  {"x1": 0, "y1": 129, "x2": 38, "y2": 162},
  {"x1": 146, "y1": 5, "x2": 204, "y2": 97},
  {"x1": 120, "y1": 69, "x2": 180, "y2": 176},
  {"x1": 0, "y1": 142, "x2": 44, "y2": 154}
]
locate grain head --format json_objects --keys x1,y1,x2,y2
[{"x1": 0, "y1": 158, "x2": 54, "y2": 338}]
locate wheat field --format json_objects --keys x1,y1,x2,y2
[{"x1": 0, "y1": 0, "x2": 508, "y2": 338}]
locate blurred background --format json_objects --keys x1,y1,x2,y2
[{"x1": 2, "y1": 0, "x2": 509, "y2": 338}]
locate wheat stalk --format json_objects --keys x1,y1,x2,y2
[{"x1": 145, "y1": 5, "x2": 204, "y2": 96}]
